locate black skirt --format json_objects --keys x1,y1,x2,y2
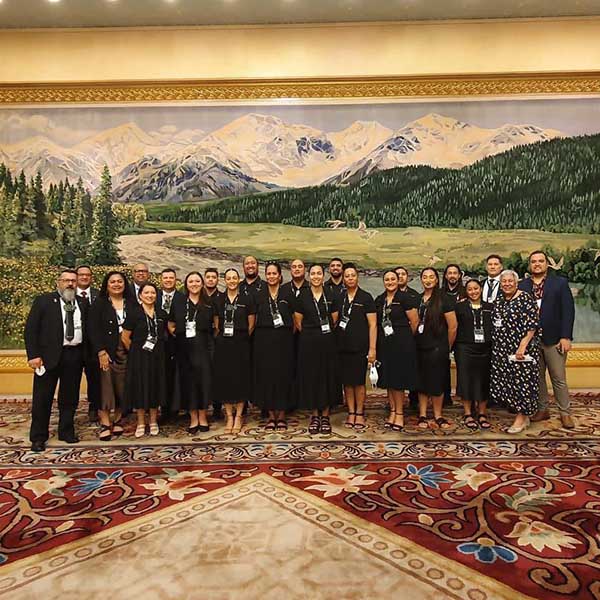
[
  {"x1": 416, "y1": 344, "x2": 449, "y2": 396},
  {"x1": 296, "y1": 329, "x2": 341, "y2": 411},
  {"x1": 175, "y1": 332, "x2": 213, "y2": 411},
  {"x1": 340, "y1": 352, "x2": 367, "y2": 386},
  {"x1": 455, "y1": 342, "x2": 491, "y2": 404},
  {"x1": 124, "y1": 342, "x2": 167, "y2": 410},
  {"x1": 377, "y1": 327, "x2": 417, "y2": 391},
  {"x1": 253, "y1": 327, "x2": 294, "y2": 411},
  {"x1": 213, "y1": 333, "x2": 251, "y2": 404}
]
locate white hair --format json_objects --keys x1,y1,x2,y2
[{"x1": 500, "y1": 269, "x2": 519, "y2": 282}]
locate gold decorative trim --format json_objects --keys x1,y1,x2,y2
[
  {"x1": 1, "y1": 72, "x2": 600, "y2": 104},
  {"x1": 1, "y1": 348, "x2": 599, "y2": 372}
]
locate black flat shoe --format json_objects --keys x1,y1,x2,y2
[
  {"x1": 198, "y1": 424, "x2": 210, "y2": 432},
  {"x1": 276, "y1": 420, "x2": 288, "y2": 432},
  {"x1": 320, "y1": 416, "x2": 332, "y2": 435},
  {"x1": 112, "y1": 420, "x2": 124, "y2": 436},
  {"x1": 99, "y1": 425, "x2": 112, "y2": 441},
  {"x1": 31, "y1": 441, "x2": 45, "y2": 453},
  {"x1": 392, "y1": 423, "x2": 404, "y2": 432},
  {"x1": 308, "y1": 416, "x2": 321, "y2": 435},
  {"x1": 265, "y1": 420, "x2": 276, "y2": 431},
  {"x1": 58, "y1": 435, "x2": 79, "y2": 444},
  {"x1": 187, "y1": 426, "x2": 199, "y2": 435}
]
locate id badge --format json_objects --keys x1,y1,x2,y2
[
  {"x1": 536, "y1": 298, "x2": 542, "y2": 309},
  {"x1": 474, "y1": 328, "x2": 485, "y2": 344},
  {"x1": 142, "y1": 337, "x2": 156, "y2": 352},
  {"x1": 338, "y1": 316, "x2": 349, "y2": 330},
  {"x1": 223, "y1": 322, "x2": 234, "y2": 337},
  {"x1": 320, "y1": 319, "x2": 331, "y2": 334},
  {"x1": 272, "y1": 313, "x2": 284, "y2": 328},
  {"x1": 185, "y1": 321, "x2": 196, "y2": 338},
  {"x1": 417, "y1": 323, "x2": 424, "y2": 334},
  {"x1": 493, "y1": 318, "x2": 503, "y2": 328},
  {"x1": 383, "y1": 323, "x2": 394, "y2": 337}
]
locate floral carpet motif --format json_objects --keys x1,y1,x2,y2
[{"x1": 1, "y1": 394, "x2": 599, "y2": 599}]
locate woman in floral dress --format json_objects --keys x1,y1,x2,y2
[{"x1": 490, "y1": 270, "x2": 540, "y2": 433}]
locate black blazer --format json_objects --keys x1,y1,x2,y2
[
  {"x1": 87, "y1": 296, "x2": 127, "y2": 361},
  {"x1": 77, "y1": 286, "x2": 99, "y2": 304},
  {"x1": 156, "y1": 289, "x2": 184, "y2": 312},
  {"x1": 24, "y1": 292, "x2": 86, "y2": 371},
  {"x1": 518, "y1": 275, "x2": 575, "y2": 345}
]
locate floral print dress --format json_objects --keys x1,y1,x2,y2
[{"x1": 490, "y1": 292, "x2": 540, "y2": 415}]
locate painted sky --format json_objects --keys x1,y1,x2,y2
[{"x1": 1, "y1": 97, "x2": 599, "y2": 146}]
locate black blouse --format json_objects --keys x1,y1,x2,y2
[
  {"x1": 294, "y1": 287, "x2": 339, "y2": 330},
  {"x1": 213, "y1": 292, "x2": 257, "y2": 334},
  {"x1": 122, "y1": 305, "x2": 168, "y2": 346},
  {"x1": 336, "y1": 287, "x2": 376, "y2": 353},
  {"x1": 255, "y1": 285, "x2": 295, "y2": 329},
  {"x1": 416, "y1": 293, "x2": 455, "y2": 349},
  {"x1": 375, "y1": 290, "x2": 418, "y2": 330},
  {"x1": 168, "y1": 294, "x2": 214, "y2": 335},
  {"x1": 455, "y1": 300, "x2": 494, "y2": 346},
  {"x1": 281, "y1": 279, "x2": 309, "y2": 300}
]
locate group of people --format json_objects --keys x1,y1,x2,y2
[{"x1": 24, "y1": 251, "x2": 575, "y2": 452}]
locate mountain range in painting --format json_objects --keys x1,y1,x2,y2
[{"x1": 0, "y1": 112, "x2": 563, "y2": 202}]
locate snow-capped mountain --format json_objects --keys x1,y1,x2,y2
[
  {"x1": 328, "y1": 113, "x2": 563, "y2": 185},
  {"x1": 0, "y1": 111, "x2": 563, "y2": 200}
]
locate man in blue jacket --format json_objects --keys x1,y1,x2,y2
[{"x1": 519, "y1": 251, "x2": 575, "y2": 429}]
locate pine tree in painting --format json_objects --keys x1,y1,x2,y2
[{"x1": 89, "y1": 166, "x2": 120, "y2": 265}]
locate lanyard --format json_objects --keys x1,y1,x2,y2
[
  {"x1": 268, "y1": 291, "x2": 281, "y2": 318},
  {"x1": 470, "y1": 304, "x2": 483, "y2": 329},
  {"x1": 418, "y1": 299, "x2": 428, "y2": 324},
  {"x1": 110, "y1": 298, "x2": 126, "y2": 324},
  {"x1": 145, "y1": 311, "x2": 158, "y2": 339},
  {"x1": 225, "y1": 296, "x2": 238, "y2": 323},
  {"x1": 186, "y1": 298, "x2": 198, "y2": 323},
  {"x1": 382, "y1": 298, "x2": 393, "y2": 320},
  {"x1": 342, "y1": 292, "x2": 355, "y2": 318},
  {"x1": 313, "y1": 293, "x2": 329, "y2": 321}
]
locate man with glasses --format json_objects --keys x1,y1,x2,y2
[
  {"x1": 130, "y1": 262, "x2": 150, "y2": 301},
  {"x1": 75, "y1": 265, "x2": 100, "y2": 423},
  {"x1": 25, "y1": 269, "x2": 87, "y2": 452}
]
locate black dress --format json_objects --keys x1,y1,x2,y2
[
  {"x1": 454, "y1": 301, "x2": 494, "y2": 404},
  {"x1": 253, "y1": 285, "x2": 295, "y2": 411},
  {"x1": 336, "y1": 288, "x2": 377, "y2": 385},
  {"x1": 375, "y1": 291, "x2": 418, "y2": 391},
  {"x1": 295, "y1": 288, "x2": 342, "y2": 411},
  {"x1": 415, "y1": 293, "x2": 455, "y2": 396},
  {"x1": 123, "y1": 305, "x2": 168, "y2": 410},
  {"x1": 212, "y1": 292, "x2": 256, "y2": 404},
  {"x1": 169, "y1": 295, "x2": 214, "y2": 411}
]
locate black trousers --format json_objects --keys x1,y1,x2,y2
[
  {"x1": 83, "y1": 353, "x2": 101, "y2": 412},
  {"x1": 29, "y1": 346, "x2": 84, "y2": 443}
]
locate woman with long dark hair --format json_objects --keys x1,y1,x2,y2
[
  {"x1": 337, "y1": 263, "x2": 377, "y2": 431},
  {"x1": 253, "y1": 261, "x2": 295, "y2": 431},
  {"x1": 294, "y1": 264, "x2": 340, "y2": 435},
  {"x1": 454, "y1": 279, "x2": 494, "y2": 430},
  {"x1": 88, "y1": 271, "x2": 133, "y2": 441},
  {"x1": 375, "y1": 269, "x2": 419, "y2": 431},
  {"x1": 212, "y1": 268, "x2": 256, "y2": 435},
  {"x1": 121, "y1": 282, "x2": 168, "y2": 438},
  {"x1": 415, "y1": 268, "x2": 457, "y2": 430},
  {"x1": 168, "y1": 271, "x2": 214, "y2": 434}
]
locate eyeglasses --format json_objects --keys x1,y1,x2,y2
[{"x1": 134, "y1": 269, "x2": 149, "y2": 273}]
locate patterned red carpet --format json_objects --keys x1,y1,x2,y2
[{"x1": 1, "y1": 394, "x2": 599, "y2": 599}]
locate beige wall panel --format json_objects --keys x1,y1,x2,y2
[{"x1": 1, "y1": 20, "x2": 600, "y2": 83}]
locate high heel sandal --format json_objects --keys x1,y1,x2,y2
[
  {"x1": 112, "y1": 420, "x2": 124, "y2": 436},
  {"x1": 308, "y1": 416, "x2": 321, "y2": 435},
  {"x1": 344, "y1": 412, "x2": 356, "y2": 429},
  {"x1": 134, "y1": 424, "x2": 146, "y2": 438},
  {"x1": 384, "y1": 410, "x2": 396, "y2": 430},
  {"x1": 320, "y1": 416, "x2": 332, "y2": 435},
  {"x1": 353, "y1": 412, "x2": 367, "y2": 431},
  {"x1": 232, "y1": 415, "x2": 243, "y2": 435},
  {"x1": 99, "y1": 424, "x2": 112, "y2": 441},
  {"x1": 392, "y1": 415, "x2": 404, "y2": 432},
  {"x1": 149, "y1": 423, "x2": 160, "y2": 436}
]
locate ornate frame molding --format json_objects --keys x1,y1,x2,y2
[{"x1": 1, "y1": 72, "x2": 600, "y2": 104}]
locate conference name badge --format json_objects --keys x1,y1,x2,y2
[
  {"x1": 223, "y1": 322, "x2": 234, "y2": 337},
  {"x1": 474, "y1": 328, "x2": 485, "y2": 343},
  {"x1": 185, "y1": 321, "x2": 196, "y2": 338},
  {"x1": 142, "y1": 337, "x2": 157, "y2": 352},
  {"x1": 272, "y1": 313, "x2": 284, "y2": 328},
  {"x1": 383, "y1": 323, "x2": 394, "y2": 337},
  {"x1": 417, "y1": 323, "x2": 424, "y2": 334},
  {"x1": 320, "y1": 318, "x2": 331, "y2": 334},
  {"x1": 338, "y1": 315, "x2": 350, "y2": 330}
]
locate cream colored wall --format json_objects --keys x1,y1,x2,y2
[{"x1": 1, "y1": 19, "x2": 600, "y2": 82}]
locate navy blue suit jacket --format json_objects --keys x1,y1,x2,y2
[{"x1": 518, "y1": 275, "x2": 575, "y2": 345}]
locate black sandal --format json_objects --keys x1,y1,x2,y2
[
  {"x1": 308, "y1": 416, "x2": 321, "y2": 435},
  {"x1": 320, "y1": 416, "x2": 332, "y2": 435},
  {"x1": 478, "y1": 414, "x2": 492, "y2": 430},
  {"x1": 344, "y1": 412, "x2": 356, "y2": 429},
  {"x1": 435, "y1": 417, "x2": 451, "y2": 429},
  {"x1": 384, "y1": 410, "x2": 395, "y2": 430},
  {"x1": 463, "y1": 415, "x2": 479, "y2": 430},
  {"x1": 417, "y1": 416, "x2": 429, "y2": 429},
  {"x1": 265, "y1": 420, "x2": 276, "y2": 431},
  {"x1": 112, "y1": 420, "x2": 124, "y2": 436},
  {"x1": 276, "y1": 420, "x2": 288, "y2": 432},
  {"x1": 99, "y1": 424, "x2": 112, "y2": 441},
  {"x1": 353, "y1": 413, "x2": 367, "y2": 431}
]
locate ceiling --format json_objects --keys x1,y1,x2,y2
[{"x1": 1, "y1": 0, "x2": 600, "y2": 29}]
